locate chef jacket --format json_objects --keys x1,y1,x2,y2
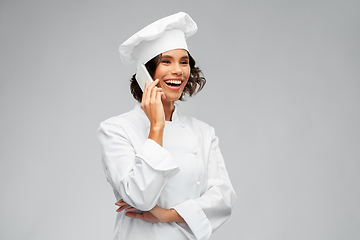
[{"x1": 97, "y1": 104, "x2": 237, "y2": 240}]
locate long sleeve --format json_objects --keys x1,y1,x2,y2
[
  {"x1": 172, "y1": 126, "x2": 237, "y2": 240},
  {"x1": 98, "y1": 121, "x2": 180, "y2": 211}
]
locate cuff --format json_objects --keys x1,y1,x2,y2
[
  {"x1": 136, "y1": 139, "x2": 179, "y2": 178},
  {"x1": 172, "y1": 199, "x2": 212, "y2": 240}
]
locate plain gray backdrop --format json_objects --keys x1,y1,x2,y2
[{"x1": 1, "y1": 0, "x2": 359, "y2": 239}]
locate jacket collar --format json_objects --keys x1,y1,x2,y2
[{"x1": 134, "y1": 103, "x2": 180, "y2": 128}]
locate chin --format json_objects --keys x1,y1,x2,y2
[{"x1": 164, "y1": 93, "x2": 182, "y2": 102}]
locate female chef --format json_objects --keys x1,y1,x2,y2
[{"x1": 97, "y1": 12, "x2": 237, "y2": 240}]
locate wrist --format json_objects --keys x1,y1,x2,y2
[
  {"x1": 167, "y1": 209, "x2": 185, "y2": 223},
  {"x1": 150, "y1": 206, "x2": 185, "y2": 223},
  {"x1": 157, "y1": 208, "x2": 175, "y2": 223},
  {"x1": 148, "y1": 125, "x2": 164, "y2": 146},
  {"x1": 150, "y1": 124, "x2": 165, "y2": 131}
]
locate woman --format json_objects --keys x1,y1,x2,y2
[{"x1": 98, "y1": 12, "x2": 236, "y2": 240}]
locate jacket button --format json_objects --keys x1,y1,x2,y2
[
  {"x1": 191, "y1": 148, "x2": 198, "y2": 154},
  {"x1": 180, "y1": 124, "x2": 185, "y2": 128},
  {"x1": 196, "y1": 181, "x2": 200, "y2": 186}
]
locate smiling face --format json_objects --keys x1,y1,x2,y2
[{"x1": 153, "y1": 49, "x2": 190, "y2": 102}]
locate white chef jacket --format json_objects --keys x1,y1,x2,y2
[{"x1": 97, "y1": 104, "x2": 237, "y2": 240}]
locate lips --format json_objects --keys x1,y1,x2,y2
[
  {"x1": 164, "y1": 79, "x2": 182, "y2": 87},
  {"x1": 163, "y1": 79, "x2": 184, "y2": 91}
]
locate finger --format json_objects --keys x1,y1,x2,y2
[
  {"x1": 116, "y1": 204, "x2": 131, "y2": 212},
  {"x1": 144, "y1": 81, "x2": 149, "y2": 91},
  {"x1": 116, "y1": 207, "x2": 126, "y2": 212},
  {"x1": 154, "y1": 90, "x2": 166, "y2": 106},
  {"x1": 144, "y1": 80, "x2": 158, "y2": 107},
  {"x1": 150, "y1": 86, "x2": 158, "y2": 103},
  {"x1": 149, "y1": 79, "x2": 159, "y2": 98},
  {"x1": 125, "y1": 207, "x2": 138, "y2": 212},
  {"x1": 156, "y1": 90, "x2": 163, "y2": 102},
  {"x1": 155, "y1": 88, "x2": 165, "y2": 99},
  {"x1": 115, "y1": 204, "x2": 130, "y2": 213},
  {"x1": 148, "y1": 86, "x2": 165, "y2": 100},
  {"x1": 115, "y1": 201, "x2": 129, "y2": 207},
  {"x1": 150, "y1": 79, "x2": 159, "y2": 88},
  {"x1": 154, "y1": 87, "x2": 163, "y2": 93},
  {"x1": 115, "y1": 204, "x2": 130, "y2": 209},
  {"x1": 141, "y1": 82, "x2": 149, "y2": 105},
  {"x1": 141, "y1": 84, "x2": 148, "y2": 110},
  {"x1": 125, "y1": 211, "x2": 144, "y2": 220}
]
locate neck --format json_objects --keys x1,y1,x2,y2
[{"x1": 162, "y1": 100, "x2": 175, "y2": 121}]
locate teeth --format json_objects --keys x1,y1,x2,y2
[{"x1": 165, "y1": 80, "x2": 182, "y2": 85}]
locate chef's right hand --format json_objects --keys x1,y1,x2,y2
[
  {"x1": 140, "y1": 80, "x2": 166, "y2": 146},
  {"x1": 140, "y1": 79, "x2": 166, "y2": 129}
]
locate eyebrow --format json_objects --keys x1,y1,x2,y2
[{"x1": 162, "y1": 55, "x2": 189, "y2": 59}]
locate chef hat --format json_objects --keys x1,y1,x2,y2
[{"x1": 119, "y1": 12, "x2": 197, "y2": 69}]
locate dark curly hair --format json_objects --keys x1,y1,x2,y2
[{"x1": 130, "y1": 52, "x2": 206, "y2": 102}]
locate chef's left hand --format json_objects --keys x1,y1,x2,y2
[
  {"x1": 115, "y1": 199, "x2": 160, "y2": 223},
  {"x1": 115, "y1": 200, "x2": 184, "y2": 223}
]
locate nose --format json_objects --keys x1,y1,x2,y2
[{"x1": 171, "y1": 63, "x2": 182, "y2": 75}]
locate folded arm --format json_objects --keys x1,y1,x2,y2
[
  {"x1": 115, "y1": 200, "x2": 185, "y2": 223},
  {"x1": 98, "y1": 122, "x2": 179, "y2": 211},
  {"x1": 113, "y1": 126, "x2": 237, "y2": 240}
]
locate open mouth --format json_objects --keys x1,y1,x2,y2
[{"x1": 164, "y1": 79, "x2": 182, "y2": 87}]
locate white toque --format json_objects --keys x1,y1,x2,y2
[{"x1": 119, "y1": 12, "x2": 197, "y2": 70}]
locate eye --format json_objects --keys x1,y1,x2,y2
[
  {"x1": 161, "y1": 60, "x2": 171, "y2": 64},
  {"x1": 181, "y1": 60, "x2": 189, "y2": 65}
]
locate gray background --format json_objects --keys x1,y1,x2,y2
[{"x1": 1, "y1": 0, "x2": 359, "y2": 239}]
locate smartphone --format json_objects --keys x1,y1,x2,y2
[{"x1": 136, "y1": 64, "x2": 154, "y2": 92}]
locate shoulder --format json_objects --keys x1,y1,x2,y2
[
  {"x1": 100, "y1": 109, "x2": 136, "y2": 126},
  {"x1": 98, "y1": 105, "x2": 147, "y2": 134}
]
